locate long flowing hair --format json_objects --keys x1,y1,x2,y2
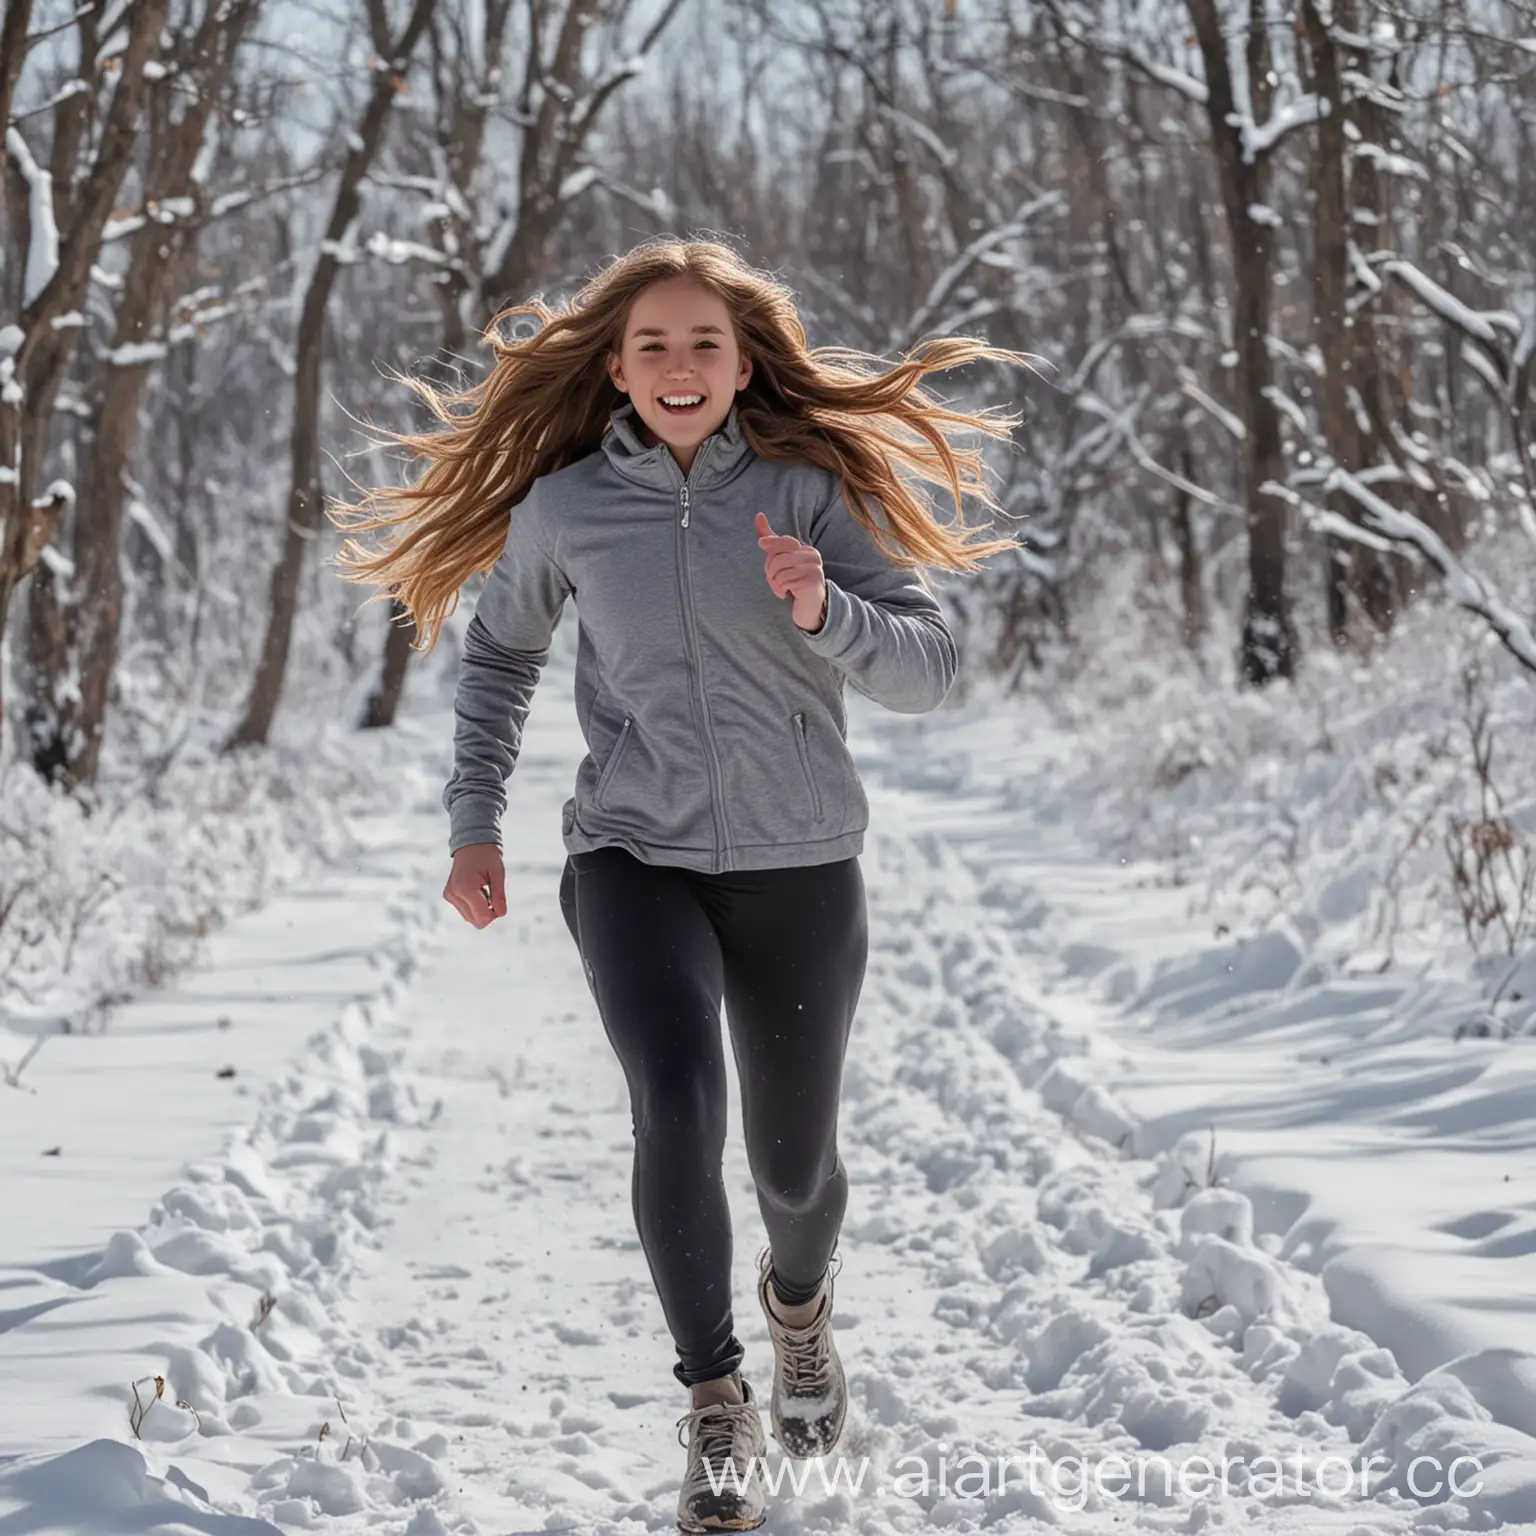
[{"x1": 330, "y1": 237, "x2": 1034, "y2": 650}]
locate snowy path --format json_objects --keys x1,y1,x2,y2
[
  {"x1": 335, "y1": 790, "x2": 1442, "y2": 1536},
  {"x1": 2, "y1": 664, "x2": 1533, "y2": 1532}
]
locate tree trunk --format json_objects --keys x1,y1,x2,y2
[
  {"x1": 360, "y1": 598, "x2": 416, "y2": 728},
  {"x1": 1186, "y1": 0, "x2": 1296, "y2": 685},
  {"x1": 225, "y1": 0, "x2": 440, "y2": 752},
  {"x1": 0, "y1": 0, "x2": 171, "y2": 733},
  {"x1": 1300, "y1": 0, "x2": 1395, "y2": 645},
  {"x1": 1175, "y1": 442, "x2": 1207, "y2": 648},
  {"x1": 21, "y1": 0, "x2": 256, "y2": 783}
]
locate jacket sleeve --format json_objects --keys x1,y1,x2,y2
[
  {"x1": 793, "y1": 478, "x2": 959, "y2": 713},
  {"x1": 442, "y1": 484, "x2": 573, "y2": 853}
]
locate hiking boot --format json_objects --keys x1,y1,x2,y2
[
  {"x1": 674, "y1": 1375, "x2": 768, "y2": 1532},
  {"x1": 756, "y1": 1246, "x2": 847, "y2": 1459}
]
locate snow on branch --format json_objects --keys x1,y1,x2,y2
[
  {"x1": 165, "y1": 300, "x2": 244, "y2": 345},
  {"x1": 888, "y1": 193, "x2": 1063, "y2": 354},
  {"x1": 1238, "y1": 93, "x2": 1324, "y2": 163},
  {"x1": 368, "y1": 172, "x2": 473, "y2": 224},
  {"x1": 6, "y1": 127, "x2": 59, "y2": 307},
  {"x1": 125, "y1": 492, "x2": 175, "y2": 563},
  {"x1": 1104, "y1": 36, "x2": 1209, "y2": 103},
  {"x1": 107, "y1": 341, "x2": 168, "y2": 367},
  {"x1": 364, "y1": 231, "x2": 451, "y2": 266},
  {"x1": 1352, "y1": 141, "x2": 1427, "y2": 181},
  {"x1": 557, "y1": 164, "x2": 599, "y2": 202},
  {"x1": 1061, "y1": 314, "x2": 1214, "y2": 398},
  {"x1": 1078, "y1": 388, "x2": 1244, "y2": 517},
  {"x1": 1178, "y1": 368, "x2": 1245, "y2": 440},
  {"x1": 1044, "y1": 2, "x2": 1206, "y2": 105},
  {"x1": 588, "y1": 173, "x2": 675, "y2": 225},
  {"x1": 1460, "y1": 339, "x2": 1507, "y2": 399},
  {"x1": 10, "y1": 78, "x2": 90, "y2": 123},
  {"x1": 1266, "y1": 479, "x2": 1399, "y2": 554},
  {"x1": 1328, "y1": 469, "x2": 1536, "y2": 675},
  {"x1": 1136, "y1": 54, "x2": 1209, "y2": 103},
  {"x1": 1383, "y1": 260, "x2": 1522, "y2": 348},
  {"x1": 877, "y1": 103, "x2": 958, "y2": 168},
  {"x1": 1263, "y1": 382, "x2": 1310, "y2": 436}
]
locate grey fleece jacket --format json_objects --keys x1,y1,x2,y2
[{"x1": 443, "y1": 401, "x2": 958, "y2": 873}]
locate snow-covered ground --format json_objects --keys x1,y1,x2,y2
[{"x1": 5, "y1": 597, "x2": 1536, "y2": 1534}]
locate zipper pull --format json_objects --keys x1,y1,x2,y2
[{"x1": 679, "y1": 484, "x2": 691, "y2": 528}]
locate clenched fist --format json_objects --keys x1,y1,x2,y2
[{"x1": 444, "y1": 843, "x2": 507, "y2": 928}]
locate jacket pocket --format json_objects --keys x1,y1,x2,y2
[
  {"x1": 594, "y1": 715, "x2": 634, "y2": 809},
  {"x1": 791, "y1": 712, "x2": 824, "y2": 823}
]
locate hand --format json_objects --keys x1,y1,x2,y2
[
  {"x1": 444, "y1": 843, "x2": 507, "y2": 929},
  {"x1": 755, "y1": 513, "x2": 828, "y2": 632}
]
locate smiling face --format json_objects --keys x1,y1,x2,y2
[{"x1": 606, "y1": 277, "x2": 752, "y2": 471}]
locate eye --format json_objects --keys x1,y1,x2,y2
[
  {"x1": 639, "y1": 342, "x2": 663, "y2": 351},
  {"x1": 695, "y1": 340, "x2": 718, "y2": 349}
]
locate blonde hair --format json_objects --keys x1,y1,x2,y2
[{"x1": 330, "y1": 237, "x2": 1031, "y2": 649}]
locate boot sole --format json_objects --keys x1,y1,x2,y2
[{"x1": 676, "y1": 1513, "x2": 767, "y2": 1533}]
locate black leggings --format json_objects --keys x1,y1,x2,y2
[{"x1": 558, "y1": 845, "x2": 868, "y2": 1387}]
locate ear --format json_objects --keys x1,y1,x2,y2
[
  {"x1": 606, "y1": 351, "x2": 628, "y2": 394},
  {"x1": 736, "y1": 353, "x2": 752, "y2": 392}
]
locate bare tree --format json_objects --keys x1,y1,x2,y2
[
  {"x1": 226, "y1": 0, "x2": 440, "y2": 751},
  {"x1": 0, "y1": 0, "x2": 173, "y2": 732},
  {"x1": 23, "y1": 0, "x2": 262, "y2": 785},
  {"x1": 356, "y1": 0, "x2": 687, "y2": 731}
]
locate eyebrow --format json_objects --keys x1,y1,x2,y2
[{"x1": 632, "y1": 325, "x2": 726, "y2": 336}]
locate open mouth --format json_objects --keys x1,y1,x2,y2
[{"x1": 658, "y1": 392, "x2": 706, "y2": 416}]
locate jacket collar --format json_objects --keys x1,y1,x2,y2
[{"x1": 601, "y1": 400, "x2": 755, "y2": 491}]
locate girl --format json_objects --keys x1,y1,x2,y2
[{"x1": 333, "y1": 238, "x2": 1023, "y2": 1532}]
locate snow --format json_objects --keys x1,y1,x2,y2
[
  {"x1": 1240, "y1": 95, "x2": 1325, "y2": 163},
  {"x1": 103, "y1": 212, "x2": 148, "y2": 242},
  {"x1": 1353, "y1": 142, "x2": 1429, "y2": 181},
  {"x1": 319, "y1": 237, "x2": 361, "y2": 265},
  {"x1": 1328, "y1": 468, "x2": 1536, "y2": 671},
  {"x1": 0, "y1": 597, "x2": 1532, "y2": 1534},
  {"x1": 36, "y1": 544, "x2": 75, "y2": 579},
  {"x1": 126, "y1": 494, "x2": 176, "y2": 561},
  {"x1": 363, "y1": 231, "x2": 449, "y2": 267},
  {"x1": 108, "y1": 340, "x2": 170, "y2": 366},
  {"x1": 877, "y1": 104, "x2": 958, "y2": 168},
  {"x1": 151, "y1": 195, "x2": 196, "y2": 222},
  {"x1": 190, "y1": 125, "x2": 218, "y2": 187},
  {"x1": 557, "y1": 164, "x2": 600, "y2": 202},
  {"x1": 898, "y1": 195, "x2": 1063, "y2": 353},
  {"x1": 1132, "y1": 54, "x2": 1209, "y2": 106},
  {"x1": 1385, "y1": 260, "x2": 1523, "y2": 348},
  {"x1": 6, "y1": 125, "x2": 60, "y2": 306}
]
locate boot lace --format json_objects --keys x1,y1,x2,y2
[
  {"x1": 675, "y1": 1399, "x2": 761, "y2": 1494},
  {"x1": 766, "y1": 1249, "x2": 843, "y2": 1397}
]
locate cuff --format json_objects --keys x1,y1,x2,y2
[
  {"x1": 794, "y1": 580, "x2": 855, "y2": 659},
  {"x1": 448, "y1": 795, "x2": 504, "y2": 855}
]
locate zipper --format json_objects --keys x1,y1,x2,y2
[
  {"x1": 675, "y1": 431, "x2": 714, "y2": 526},
  {"x1": 594, "y1": 714, "x2": 632, "y2": 809},
  {"x1": 792, "y1": 712, "x2": 824, "y2": 822},
  {"x1": 668, "y1": 437, "x2": 732, "y2": 861}
]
